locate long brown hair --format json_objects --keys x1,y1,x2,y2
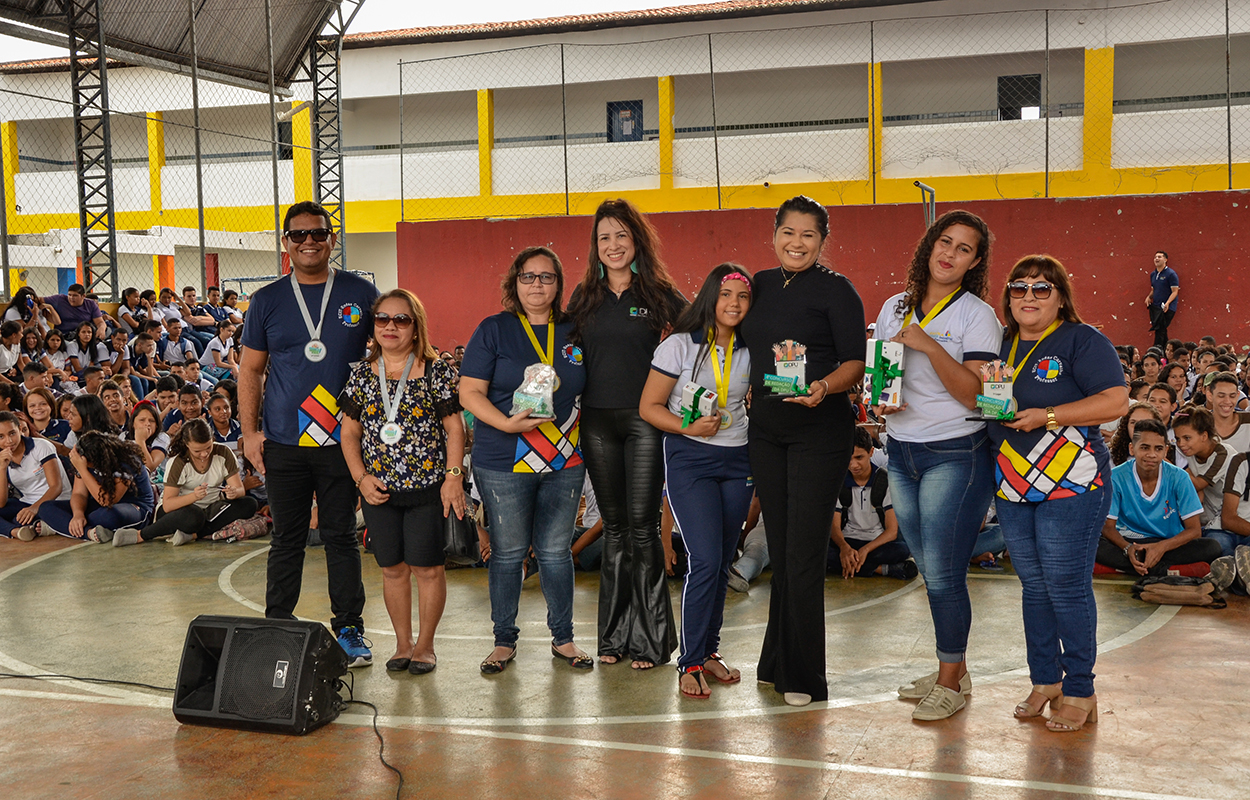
[
  {"x1": 567, "y1": 198, "x2": 680, "y2": 342},
  {"x1": 894, "y1": 209, "x2": 992, "y2": 318},
  {"x1": 1109, "y1": 401, "x2": 1164, "y2": 466},
  {"x1": 366, "y1": 288, "x2": 438, "y2": 364},
  {"x1": 1000, "y1": 254, "x2": 1085, "y2": 339},
  {"x1": 500, "y1": 246, "x2": 567, "y2": 322}
]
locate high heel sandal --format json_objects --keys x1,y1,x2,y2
[
  {"x1": 1046, "y1": 694, "x2": 1097, "y2": 732},
  {"x1": 677, "y1": 665, "x2": 711, "y2": 699},
  {"x1": 1014, "y1": 683, "x2": 1064, "y2": 719}
]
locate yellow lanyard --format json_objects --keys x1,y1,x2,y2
[
  {"x1": 709, "y1": 330, "x2": 735, "y2": 409},
  {"x1": 518, "y1": 312, "x2": 554, "y2": 365},
  {"x1": 1007, "y1": 320, "x2": 1062, "y2": 383},
  {"x1": 902, "y1": 287, "x2": 965, "y2": 330}
]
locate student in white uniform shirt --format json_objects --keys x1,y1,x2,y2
[
  {"x1": 0, "y1": 411, "x2": 71, "y2": 540},
  {"x1": 1208, "y1": 372, "x2": 1250, "y2": 455}
]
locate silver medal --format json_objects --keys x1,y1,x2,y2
[
  {"x1": 304, "y1": 339, "x2": 326, "y2": 362},
  {"x1": 380, "y1": 422, "x2": 402, "y2": 444}
]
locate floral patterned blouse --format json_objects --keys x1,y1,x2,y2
[{"x1": 340, "y1": 356, "x2": 461, "y2": 492}]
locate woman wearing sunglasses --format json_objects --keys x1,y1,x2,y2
[
  {"x1": 459, "y1": 246, "x2": 591, "y2": 674},
  {"x1": 871, "y1": 210, "x2": 1001, "y2": 721},
  {"x1": 566, "y1": 199, "x2": 686, "y2": 671},
  {"x1": 340, "y1": 289, "x2": 466, "y2": 675},
  {"x1": 989, "y1": 255, "x2": 1127, "y2": 732}
]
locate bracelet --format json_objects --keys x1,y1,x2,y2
[
  {"x1": 354, "y1": 475, "x2": 364, "y2": 488},
  {"x1": 817, "y1": 379, "x2": 830, "y2": 395},
  {"x1": 1123, "y1": 543, "x2": 1134, "y2": 557}
]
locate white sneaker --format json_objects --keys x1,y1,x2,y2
[
  {"x1": 912, "y1": 684, "x2": 967, "y2": 721},
  {"x1": 12, "y1": 526, "x2": 36, "y2": 542}
]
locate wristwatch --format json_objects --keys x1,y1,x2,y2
[
  {"x1": 1045, "y1": 406, "x2": 1059, "y2": 432},
  {"x1": 447, "y1": 466, "x2": 464, "y2": 477}
]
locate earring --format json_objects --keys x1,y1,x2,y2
[
  {"x1": 597, "y1": 263, "x2": 604, "y2": 279},
  {"x1": 629, "y1": 260, "x2": 638, "y2": 274}
]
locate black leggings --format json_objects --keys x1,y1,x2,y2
[
  {"x1": 581, "y1": 406, "x2": 676, "y2": 664},
  {"x1": 749, "y1": 406, "x2": 854, "y2": 701},
  {"x1": 139, "y1": 497, "x2": 258, "y2": 542}
]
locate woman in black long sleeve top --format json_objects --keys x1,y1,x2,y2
[
  {"x1": 738, "y1": 196, "x2": 867, "y2": 705},
  {"x1": 567, "y1": 199, "x2": 686, "y2": 669}
]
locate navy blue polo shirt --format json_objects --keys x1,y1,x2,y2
[{"x1": 1150, "y1": 266, "x2": 1179, "y2": 312}]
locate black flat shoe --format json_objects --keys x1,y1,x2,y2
[
  {"x1": 386, "y1": 657, "x2": 411, "y2": 672},
  {"x1": 480, "y1": 647, "x2": 516, "y2": 675},
  {"x1": 409, "y1": 660, "x2": 436, "y2": 675},
  {"x1": 551, "y1": 645, "x2": 594, "y2": 670}
]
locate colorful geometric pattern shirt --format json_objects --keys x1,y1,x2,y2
[
  {"x1": 989, "y1": 322, "x2": 1125, "y2": 503},
  {"x1": 460, "y1": 312, "x2": 585, "y2": 474},
  {"x1": 240, "y1": 270, "x2": 378, "y2": 447}
]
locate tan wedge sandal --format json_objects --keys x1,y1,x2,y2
[
  {"x1": 1047, "y1": 694, "x2": 1097, "y2": 732},
  {"x1": 1014, "y1": 683, "x2": 1064, "y2": 719}
]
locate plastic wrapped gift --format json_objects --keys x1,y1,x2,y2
[
  {"x1": 679, "y1": 382, "x2": 717, "y2": 428},
  {"x1": 511, "y1": 363, "x2": 558, "y2": 419},
  {"x1": 864, "y1": 338, "x2": 905, "y2": 406}
]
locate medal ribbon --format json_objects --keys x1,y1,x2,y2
[
  {"x1": 518, "y1": 312, "x2": 554, "y2": 366},
  {"x1": 1006, "y1": 320, "x2": 1062, "y2": 384},
  {"x1": 901, "y1": 287, "x2": 966, "y2": 329},
  {"x1": 290, "y1": 268, "x2": 336, "y2": 346},
  {"x1": 377, "y1": 352, "x2": 416, "y2": 428},
  {"x1": 709, "y1": 330, "x2": 735, "y2": 409}
]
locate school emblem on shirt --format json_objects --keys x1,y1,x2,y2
[
  {"x1": 1033, "y1": 357, "x2": 1063, "y2": 383},
  {"x1": 338, "y1": 303, "x2": 364, "y2": 326},
  {"x1": 562, "y1": 344, "x2": 583, "y2": 365}
]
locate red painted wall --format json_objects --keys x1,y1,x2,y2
[{"x1": 398, "y1": 191, "x2": 1250, "y2": 352}]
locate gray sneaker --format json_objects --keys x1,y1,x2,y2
[
  {"x1": 727, "y1": 567, "x2": 749, "y2": 594},
  {"x1": 898, "y1": 670, "x2": 972, "y2": 700},
  {"x1": 1208, "y1": 556, "x2": 1237, "y2": 594},
  {"x1": 1236, "y1": 546, "x2": 1250, "y2": 593}
]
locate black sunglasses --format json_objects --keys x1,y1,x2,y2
[
  {"x1": 374, "y1": 313, "x2": 414, "y2": 328},
  {"x1": 284, "y1": 228, "x2": 332, "y2": 243},
  {"x1": 1008, "y1": 281, "x2": 1054, "y2": 300}
]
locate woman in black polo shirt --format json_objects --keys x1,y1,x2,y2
[
  {"x1": 738, "y1": 196, "x2": 866, "y2": 706},
  {"x1": 567, "y1": 199, "x2": 686, "y2": 670}
]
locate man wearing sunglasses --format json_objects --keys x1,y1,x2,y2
[
  {"x1": 1146, "y1": 250, "x2": 1179, "y2": 350},
  {"x1": 239, "y1": 200, "x2": 380, "y2": 667}
]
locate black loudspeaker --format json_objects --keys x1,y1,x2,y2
[{"x1": 173, "y1": 615, "x2": 348, "y2": 735}]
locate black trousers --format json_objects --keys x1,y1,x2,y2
[
  {"x1": 581, "y1": 407, "x2": 676, "y2": 664},
  {"x1": 140, "y1": 496, "x2": 257, "y2": 541},
  {"x1": 263, "y1": 442, "x2": 365, "y2": 633},
  {"x1": 749, "y1": 403, "x2": 854, "y2": 701},
  {"x1": 1095, "y1": 535, "x2": 1221, "y2": 576},
  {"x1": 1150, "y1": 307, "x2": 1175, "y2": 349}
]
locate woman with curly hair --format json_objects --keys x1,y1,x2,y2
[
  {"x1": 567, "y1": 199, "x2": 687, "y2": 670},
  {"x1": 1109, "y1": 401, "x2": 1165, "y2": 466},
  {"x1": 871, "y1": 209, "x2": 1002, "y2": 720},
  {"x1": 34, "y1": 431, "x2": 155, "y2": 542}
]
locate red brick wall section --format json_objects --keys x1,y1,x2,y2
[{"x1": 397, "y1": 190, "x2": 1250, "y2": 353}]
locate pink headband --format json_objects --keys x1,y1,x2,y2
[{"x1": 721, "y1": 272, "x2": 751, "y2": 293}]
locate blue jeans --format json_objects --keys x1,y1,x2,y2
[
  {"x1": 1202, "y1": 528, "x2": 1250, "y2": 559},
  {"x1": 887, "y1": 432, "x2": 994, "y2": 663},
  {"x1": 475, "y1": 464, "x2": 586, "y2": 648},
  {"x1": 997, "y1": 488, "x2": 1112, "y2": 699},
  {"x1": 40, "y1": 497, "x2": 148, "y2": 537}
]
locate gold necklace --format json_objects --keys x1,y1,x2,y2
[{"x1": 781, "y1": 267, "x2": 798, "y2": 288}]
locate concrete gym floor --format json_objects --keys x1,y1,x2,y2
[{"x1": 0, "y1": 535, "x2": 1246, "y2": 800}]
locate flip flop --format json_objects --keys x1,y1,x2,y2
[
  {"x1": 678, "y1": 666, "x2": 710, "y2": 699},
  {"x1": 703, "y1": 653, "x2": 741, "y2": 684}
]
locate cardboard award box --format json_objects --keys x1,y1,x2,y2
[
  {"x1": 680, "y1": 382, "x2": 717, "y2": 427},
  {"x1": 864, "y1": 338, "x2": 905, "y2": 406}
]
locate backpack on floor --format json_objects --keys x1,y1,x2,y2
[{"x1": 1131, "y1": 575, "x2": 1226, "y2": 608}]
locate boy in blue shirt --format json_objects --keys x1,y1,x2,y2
[{"x1": 1097, "y1": 418, "x2": 1220, "y2": 575}]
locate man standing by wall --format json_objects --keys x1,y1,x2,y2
[
  {"x1": 1146, "y1": 250, "x2": 1179, "y2": 349},
  {"x1": 239, "y1": 201, "x2": 380, "y2": 667}
]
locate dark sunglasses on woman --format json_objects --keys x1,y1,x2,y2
[
  {"x1": 374, "y1": 313, "x2": 414, "y2": 328},
  {"x1": 1007, "y1": 281, "x2": 1054, "y2": 300}
]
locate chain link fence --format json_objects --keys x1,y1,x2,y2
[{"x1": 398, "y1": 1, "x2": 1249, "y2": 221}]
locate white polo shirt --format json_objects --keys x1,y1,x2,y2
[
  {"x1": 873, "y1": 291, "x2": 1003, "y2": 443},
  {"x1": 7, "y1": 437, "x2": 71, "y2": 503}
]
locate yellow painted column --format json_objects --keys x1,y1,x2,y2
[
  {"x1": 477, "y1": 89, "x2": 494, "y2": 197},
  {"x1": 146, "y1": 111, "x2": 164, "y2": 215},
  {"x1": 1082, "y1": 47, "x2": 1115, "y2": 174},
  {"x1": 2, "y1": 120, "x2": 22, "y2": 289},
  {"x1": 869, "y1": 63, "x2": 882, "y2": 201},
  {"x1": 658, "y1": 76, "x2": 675, "y2": 191},
  {"x1": 292, "y1": 101, "x2": 314, "y2": 203}
]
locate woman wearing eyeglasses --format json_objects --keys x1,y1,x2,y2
[
  {"x1": 988, "y1": 255, "x2": 1127, "y2": 732},
  {"x1": 871, "y1": 210, "x2": 1001, "y2": 721},
  {"x1": 340, "y1": 289, "x2": 466, "y2": 675},
  {"x1": 459, "y1": 246, "x2": 591, "y2": 674},
  {"x1": 567, "y1": 199, "x2": 686, "y2": 671}
]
